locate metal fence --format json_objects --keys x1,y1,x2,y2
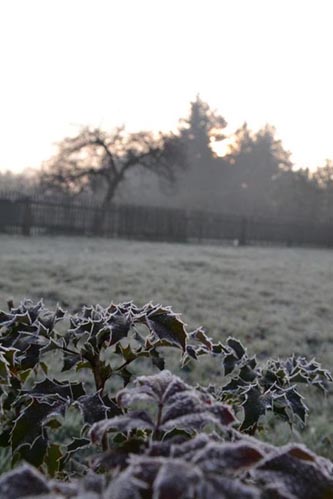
[{"x1": 0, "y1": 194, "x2": 333, "y2": 247}]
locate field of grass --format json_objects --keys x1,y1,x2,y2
[{"x1": 1, "y1": 234, "x2": 333, "y2": 456}]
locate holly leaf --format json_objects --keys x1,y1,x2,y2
[
  {"x1": 108, "y1": 311, "x2": 131, "y2": 346},
  {"x1": 189, "y1": 328, "x2": 213, "y2": 350},
  {"x1": 90, "y1": 410, "x2": 154, "y2": 443},
  {"x1": 223, "y1": 352, "x2": 239, "y2": 376},
  {"x1": 240, "y1": 385, "x2": 272, "y2": 433},
  {"x1": 59, "y1": 437, "x2": 91, "y2": 469},
  {"x1": 254, "y1": 444, "x2": 333, "y2": 499},
  {"x1": 227, "y1": 337, "x2": 246, "y2": 359},
  {"x1": 284, "y1": 387, "x2": 308, "y2": 424},
  {"x1": 62, "y1": 351, "x2": 81, "y2": 372},
  {"x1": 15, "y1": 435, "x2": 48, "y2": 467},
  {"x1": 150, "y1": 348, "x2": 165, "y2": 371},
  {"x1": 11, "y1": 398, "x2": 67, "y2": 452},
  {"x1": 26, "y1": 377, "x2": 85, "y2": 402},
  {"x1": 145, "y1": 306, "x2": 187, "y2": 351},
  {"x1": 76, "y1": 392, "x2": 114, "y2": 425},
  {"x1": 45, "y1": 443, "x2": 62, "y2": 476}
]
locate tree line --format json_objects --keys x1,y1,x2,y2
[{"x1": 2, "y1": 95, "x2": 333, "y2": 222}]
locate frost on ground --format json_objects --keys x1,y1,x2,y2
[{"x1": 0, "y1": 234, "x2": 332, "y2": 456}]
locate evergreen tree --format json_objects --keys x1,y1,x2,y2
[
  {"x1": 223, "y1": 124, "x2": 292, "y2": 215},
  {"x1": 177, "y1": 95, "x2": 227, "y2": 210}
]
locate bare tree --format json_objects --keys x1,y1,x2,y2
[{"x1": 40, "y1": 126, "x2": 186, "y2": 208}]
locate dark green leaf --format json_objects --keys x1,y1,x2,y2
[
  {"x1": 67, "y1": 437, "x2": 90, "y2": 453},
  {"x1": 223, "y1": 352, "x2": 239, "y2": 376},
  {"x1": 11, "y1": 399, "x2": 66, "y2": 452},
  {"x1": 285, "y1": 387, "x2": 307, "y2": 423},
  {"x1": 59, "y1": 437, "x2": 91, "y2": 469},
  {"x1": 109, "y1": 313, "x2": 131, "y2": 345},
  {"x1": 76, "y1": 392, "x2": 110, "y2": 425},
  {"x1": 62, "y1": 351, "x2": 81, "y2": 372},
  {"x1": 145, "y1": 307, "x2": 187, "y2": 351},
  {"x1": 118, "y1": 367, "x2": 133, "y2": 386},
  {"x1": 16, "y1": 435, "x2": 48, "y2": 467},
  {"x1": 45, "y1": 443, "x2": 62, "y2": 476},
  {"x1": 189, "y1": 328, "x2": 213, "y2": 350},
  {"x1": 150, "y1": 349, "x2": 165, "y2": 370},
  {"x1": 239, "y1": 364, "x2": 257, "y2": 382},
  {"x1": 240, "y1": 386, "x2": 271, "y2": 433},
  {"x1": 227, "y1": 337, "x2": 246, "y2": 359},
  {"x1": 27, "y1": 377, "x2": 85, "y2": 401}
]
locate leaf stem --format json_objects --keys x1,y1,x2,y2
[
  {"x1": 89, "y1": 357, "x2": 109, "y2": 451},
  {"x1": 114, "y1": 358, "x2": 134, "y2": 372}
]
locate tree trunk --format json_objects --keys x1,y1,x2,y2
[{"x1": 93, "y1": 177, "x2": 122, "y2": 236}]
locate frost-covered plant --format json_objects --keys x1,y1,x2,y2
[
  {"x1": 90, "y1": 370, "x2": 235, "y2": 443},
  {"x1": 1, "y1": 374, "x2": 333, "y2": 498},
  {"x1": 0, "y1": 299, "x2": 332, "y2": 498},
  {"x1": 186, "y1": 328, "x2": 332, "y2": 433},
  {"x1": 102, "y1": 431, "x2": 333, "y2": 499},
  {"x1": 0, "y1": 299, "x2": 187, "y2": 471}
]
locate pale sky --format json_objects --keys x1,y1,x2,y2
[{"x1": 0, "y1": 0, "x2": 333, "y2": 173}]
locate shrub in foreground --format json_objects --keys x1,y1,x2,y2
[{"x1": 0, "y1": 299, "x2": 332, "y2": 498}]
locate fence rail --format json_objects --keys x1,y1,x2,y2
[{"x1": 0, "y1": 195, "x2": 332, "y2": 247}]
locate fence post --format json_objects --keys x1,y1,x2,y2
[
  {"x1": 21, "y1": 197, "x2": 33, "y2": 236},
  {"x1": 239, "y1": 217, "x2": 247, "y2": 246}
]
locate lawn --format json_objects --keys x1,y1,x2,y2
[{"x1": 1, "y1": 234, "x2": 333, "y2": 456}]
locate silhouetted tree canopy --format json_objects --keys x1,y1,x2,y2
[
  {"x1": 312, "y1": 160, "x2": 333, "y2": 221},
  {"x1": 176, "y1": 95, "x2": 228, "y2": 210},
  {"x1": 221, "y1": 123, "x2": 293, "y2": 214},
  {"x1": 272, "y1": 168, "x2": 320, "y2": 220},
  {"x1": 40, "y1": 126, "x2": 187, "y2": 207},
  {"x1": 180, "y1": 94, "x2": 227, "y2": 160},
  {"x1": 4, "y1": 96, "x2": 333, "y2": 223}
]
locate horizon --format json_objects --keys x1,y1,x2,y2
[{"x1": 1, "y1": 0, "x2": 333, "y2": 173}]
